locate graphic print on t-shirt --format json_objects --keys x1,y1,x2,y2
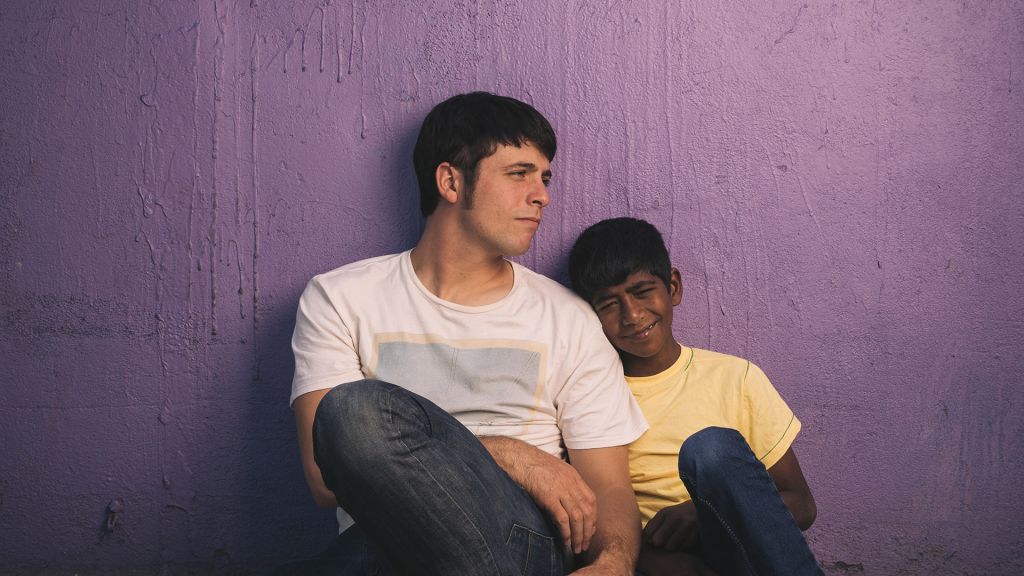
[{"x1": 372, "y1": 334, "x2": 549, "y2": 437}]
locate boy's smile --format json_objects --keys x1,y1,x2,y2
[{"x1": 591, "y1": 268, "x2": 683, "y2": 377}]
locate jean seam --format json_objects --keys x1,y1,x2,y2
[
  {"x1": 384, "y1": 386, "x2": 502, "y2": 574},
  {"x1": 506, "y1": 524, "x2": 558, "y2": 576},
  {"x1": 680, "y1": 471, "x2": 759, "y2": 576}
]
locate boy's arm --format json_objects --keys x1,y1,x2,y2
[
  {"x1": 767, "y1": 447, "x2": 816, "y2": 530},
  {"x1": 643, "y1": 447, "x2": 816, "y2": 553}
]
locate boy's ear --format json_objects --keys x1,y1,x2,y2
[
  {"x1": 669, "y1": 268, "x2": 683, "y2": 306},
  {"x1": 435, "y1": 162, "x2": 461, "y2": 206}
]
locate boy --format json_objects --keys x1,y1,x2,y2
[{"x1": 569, "y1": 217, "x2": 820, "y2": 576}]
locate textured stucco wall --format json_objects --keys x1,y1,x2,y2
[{"x1": 2, "y1": 1, "x2": 1022, "y2": 573}]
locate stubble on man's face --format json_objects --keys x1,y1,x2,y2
[{"x1": 455, "y1": 143, "x2": 551, "y2": 257}]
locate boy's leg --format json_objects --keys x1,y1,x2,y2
[
  {"x1": 313, "y1": 379, "x2": 563, "y2": 576},
  {"x1": 677, "y1": 427, "x2": 821, "y2": 576}
]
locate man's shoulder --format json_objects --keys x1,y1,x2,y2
[
  {"x1": 308, "y1": 251, "x2": 407, "y2": 290},
  {"x1": 511, "y1": 261, "x2": 593, "y2": 316}
]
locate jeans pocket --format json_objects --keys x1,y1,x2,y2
[{"x1": 506, "y1": 523, "x2": 561, "y2": 576}]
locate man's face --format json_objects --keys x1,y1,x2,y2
[
  {"x1": 591, "y1": 269, "x2": 681, "y2": 375},
  {"x1": 455, "y1": 143, "x2": 551, "y2": 257}
]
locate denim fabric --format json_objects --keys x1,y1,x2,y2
[
  {"x1": 310, "y1": 379, "x2": 563, "y2": 576},
  {"x1": 678, "y1": 427, "x2": 821, "y2": 576}
]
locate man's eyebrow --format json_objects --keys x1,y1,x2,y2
[{"x1": 504, "y1": 162, "x2": 540, "y2": 171}]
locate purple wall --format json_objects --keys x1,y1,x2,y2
[{"x1": 2, "y1": 1, "x2": 1022, "y2": 573}]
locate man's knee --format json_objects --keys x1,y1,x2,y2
[
  {"x1": 313, "y1": 379, "x2": 397, "y2": 463},
  {"x1": 678, "y1": 426, "x2": 750, "y2": 482}
]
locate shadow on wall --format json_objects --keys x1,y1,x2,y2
[{"x1": 240, "y1": 118, "x2": 424, "y2": 569}]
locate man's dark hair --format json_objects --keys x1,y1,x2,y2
[
  {"x1": 413, "y1": 92, "x2": 557, "y2": 216},
  {"x1": 569, "y1": 217, "x2": 672, "y2": 304}
]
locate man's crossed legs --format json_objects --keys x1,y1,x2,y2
[{"x1": 288, "y1": 379, "x2": 563, "y2": 576}]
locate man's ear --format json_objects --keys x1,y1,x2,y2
[
  {"x1": 435, "y1": 162, "x2": 461, "y2": 206},
  {"x1": 669, "y1": 268, "x2": 683, "y2": 306}
]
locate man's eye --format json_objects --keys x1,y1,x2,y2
[
  {"x1": 510, "y1": 170, "x2": 526, "y2": 177},
  {"x1": 542, "y1": 177, "x2": 552, "y2": 187}
]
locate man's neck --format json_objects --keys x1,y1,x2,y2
[{"x1": 410, "y1": 221, "x2": 514, "y2": 307}]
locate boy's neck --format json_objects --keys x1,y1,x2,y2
[{"x1": 621, "y1": 340, "x2": 683, "y2": 378}]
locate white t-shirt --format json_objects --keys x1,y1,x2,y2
[{"x1": 292, "y1": 250, "x2": 648, "y2": 459}]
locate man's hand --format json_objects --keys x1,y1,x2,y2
[
  {"x1": 478, "y1": 436, "x2": 597, "y2": 554},
  {"x1": 643, "y1": 501, "x2": 699, "y2": 552}
]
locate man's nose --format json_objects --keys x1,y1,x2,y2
[{"x1": 529, "y1": 178, "x2": 549, "y2": 208}]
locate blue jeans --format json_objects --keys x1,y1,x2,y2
[
  {"x1": 677, "y1": 427, "x2": 821, "y2": 576},
  {"x1": 305, "y1": 379, "x2": 564, "y2": 576}
]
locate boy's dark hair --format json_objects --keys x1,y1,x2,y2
[
  {"x1": 569, "y1": 217, "x2": 672, "y2": 303},
  {"x1": 413, "y1": 92, "x2": 557, "y2": 217}
]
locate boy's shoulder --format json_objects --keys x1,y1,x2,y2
[{"x1": 686, "y1": 346, "x2": 761, "y2": 380}]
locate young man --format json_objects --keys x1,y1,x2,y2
[
  {"x1": 568, "y1": 218, "x2": 821, "y2": 576},
  {"x1": 288, "y1": 94, "x2": 648, "y2": 575}
]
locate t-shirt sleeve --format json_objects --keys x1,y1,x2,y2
[
  {"x1": 555, "y1": 313, "x2": 648, "y2": 449},
  {"x1": 290, "y1": 276, "x2": 365, "y2": 405},
  {"x1": 741, "y1": 361, "x2": 800, "y2": 470}
]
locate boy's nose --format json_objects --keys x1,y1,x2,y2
[{"x1": 621, "y1": 298, "x2": 644, "y2": 325}]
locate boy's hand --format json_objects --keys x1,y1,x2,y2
[
  {"x1": 637, "y1": 542, "x2": 718, "y2": 576},
  {"x1": 643, "y1": 501, "x2": 699, "y2": 551}
]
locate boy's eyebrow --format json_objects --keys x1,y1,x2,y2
[{"x1": 626, "y1": 279, "x2": 659, "y2": 291}]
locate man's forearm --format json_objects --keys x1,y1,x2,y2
[
  {"x1": 479, "y1": 435, "x2": 600, "y2": 555},
  {"x1": 569, "y1": 445, "x2": 641, "y2": 575},
  {"x1": 478, "y1": 435, "x2": 540, "y2": 485}
]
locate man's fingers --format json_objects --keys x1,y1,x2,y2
[
  {"x1": 552, "y1": 505, "x2": 572, "y2": 547},
  {"x1": 569, "y1": 501, "x2": 585, "y2": 553}
]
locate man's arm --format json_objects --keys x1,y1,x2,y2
[
  {"x1": 478, "y1": 436, "x2": 598, "y2": 554},
  {"x1": 568, "y1": 445, "x2": 640, "y2": 575},
  {"x1": 293, "y1": 388, "x2": 337, "y2": 508},
  {"x1": 767, "y1": 447, "x2": 816, "y2": 530}
]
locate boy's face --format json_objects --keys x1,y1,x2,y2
[{"x1": 590, "y1": 268, "x2": 682, "y2": 376}]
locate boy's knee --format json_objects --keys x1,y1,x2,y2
[{"x1": 678, "y1": 426, "x2": 749, "y2": 480}]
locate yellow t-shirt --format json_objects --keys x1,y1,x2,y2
[{"x1": 626, "y1": 345, "x2": 801, "y2": 525}]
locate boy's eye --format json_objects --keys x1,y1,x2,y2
[{"x1": 542, "y1": 175, "x2": 552, "y2": 187}]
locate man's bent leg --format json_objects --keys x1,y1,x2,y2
[
  {"x1": 678, "y1": 427, "x2": 820, "y2": 576},
  {"x1": 270, "y1": 524, "x2": 388, "y2": 576},
  {"x1": 314, "y1": 379, "x2": 562, "y2": 576}
]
